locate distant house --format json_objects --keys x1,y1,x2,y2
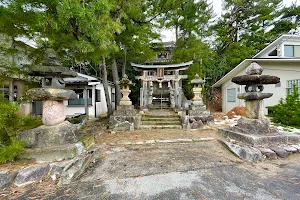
[
  {"x1": 213, "y1": 34, "x2": 300, "y2": 114},
  {"x1": 32, "y1": 72, "x2": 115, "y2": 118},
  {"x1": 63, "y1": 73, "x2": 115, "y2": 118},
  {"x1": 0, "y1": 35, "x2": 34, "y2": 116}
]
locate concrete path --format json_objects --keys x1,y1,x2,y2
[{"x1": 3, "y1": 141, "x2": 300, "y2": 200}]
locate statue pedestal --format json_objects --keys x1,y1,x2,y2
[
  {"x1": 245, "y1": 99, "x2": 264, "y2": 120},
  {"x1": 110, "y1": 105, "x2": 139, "y2": 132}
]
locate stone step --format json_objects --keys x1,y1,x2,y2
[
  {"x1": 142, "y1": 115, "x2": 180, "y2": 119},
  {"x1": 151, "y1": 106, "x2": 171, "y2": 109},
  {"x1": 142, "y1": 117, "x2": 180, "y2": 121},
  {"x1": 139, "y1": 125, "x2": 182, "y2": 129},
  {"x1": 17, "y1": 143, "x2": 84, "y2": 162},
  {"x1": 142, "y1": 121, "x2": 181, "y2": 125}
]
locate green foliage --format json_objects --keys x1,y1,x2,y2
[
  {"x1": 156, "y1": 0, "x2": 213, "y2": 40},
  {"x1": 0, "y1": 99, "x2": 41, "y2": 163},
  {"x1": 68, "y1": 115, "x2": 86, "y2": 124},
  {"x1": 268, "y1": 85, "x2": 300, "y2": 127},
  {"x1": 0, "y1": 139, "x2": 24, "y2": 164}
]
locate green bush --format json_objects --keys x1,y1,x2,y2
[
  {"x1": 268, "y1": 85, "x2": 300, "y2": 128},
  {"x1": 0, "y1": 139, "x2": 24, "y2": 164},
  {"x1": 0, "y1": 99, "x2": 42, "y2": 163},
  {"x1": 68, "y1": 115, "x2": 86, "y2": 124}
]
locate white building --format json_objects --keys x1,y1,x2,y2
[
  {"x1": 213, "y1": 34, "x2": 300, "y2": 114},
  {"x1": 64, "y1": 73, "x2": 115, "y2": 118}
]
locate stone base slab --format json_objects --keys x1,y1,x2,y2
[
  {"x1": 120, "y1": 101, "x2": 132, "y2": 106},
  {"x1": 188, "y1": 109, "x2": 211, "y2": 116},
  {"x1": 219, "y1": 128, "x2": 300, "y2": 146},
  {"x1": 18, "y1": 143, "x2": 84, "y2": 163},
  {"x1": 113, "y1": 105, "x2": 136, "y2": 116},
  {"x1": 18, "y1": 121, "x2": 80, "y2": 148},
  {"x1": 189, "y1": 105, "x2": 207, "y2": 111}
]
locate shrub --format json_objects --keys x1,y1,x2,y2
[
  {"x1": 68, "y1": 115, "x2": 86, "y2": 124},
  {"x1": 0, "y1": 98, "x2": 42, "y2": 163},
  {"x1": 0, "y1": 139, "x2": 24, "y2": 164},
  {"x1": 268, "y1": 85, "x2": 300, "y2": 128}
]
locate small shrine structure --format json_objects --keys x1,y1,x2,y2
[{"x1": 131, "y1": 61, "x2": 193, "y2": 110}]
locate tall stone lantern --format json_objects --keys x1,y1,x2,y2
[
  {"x1": 109, "y1": 74, "x2": 137, "y2": 132},
  {"x1": 184, "y1": 74, "x2": 213, "y2": 130},
  {"x1": 189, "y1": 74, "x2": 210, "y2": 116},
  {"x1": 119, "y1": 74, "x2": 133, "y2": 106},
  {"x1": 191, "y1": 74, "x2": 205, "y2": 107}
]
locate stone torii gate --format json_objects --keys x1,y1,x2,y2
[{"x1": 131, "y1": 61, "x2": 193, "y2": 111}]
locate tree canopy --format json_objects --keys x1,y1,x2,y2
[{"x1": 1, "y1": 0, "x2": 300, "y2": 111}]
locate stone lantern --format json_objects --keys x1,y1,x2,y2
[
  {"x1": 189, "y1": 74, "x2": 210, "y2": 115},
  {"x1": 119, "y1": 74, "x2": 133, "y2": 106},
  {"x1": 219, "y1": 62, "x2": 300, "y2": 146},
  {"x1": 191, "y1": 74, "x2": 205, "y2": 106},
  {"x1": 233, "y1": 62, "x2": 279, "y2": 120},
  {"x1": 230, "y1": 62, "x2": 280, "y2": 134},
  {"x1": 185, "y1": 74, "x2": 213, "y2": 130},
  {"x1": 17, "y1": 49, "x2": 83, "y2": 162},
  {"x1": 27, "y1": 49, "x2": 77, "y2": 126},
  {"x1": 109, "y1": 74, "x2": 137, "y2": 132}
]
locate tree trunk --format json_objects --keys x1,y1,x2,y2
[
  {"x1": 112, "y1": 58, "x2": 121, "y2": 106},
  {"x1": 122, "y1": 45, "x2": 127, "y2": 76},
  {"x1": 101, "y1": 56, "x2": 113, "y2": 117},
  {"x1": 8, "y1": 79, "x2": 14, "y2": 102},
  {"x1": 175, "y1": 24, "x2": 179, "y2": 42}
]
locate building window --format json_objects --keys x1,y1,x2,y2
[
  {"x1": 227, "y1": 88, "x2": 236, "y2": 102},
  {"x1": 286, "y1": 79, "x2": 300, "y2": 95},
  {"x1": 284, "y1": 45, "x2": 300, "y2": 57},
  {"x1": 111, "y1": 88, "x2": 115, "y2": 102},
  {"x1": 111, "y1": 93, "x2": 115, "y2": 102},
  {"x1": 95, "y1": 89, "x2": 101, "y2": 102},
  {"x1": 68, "y1": 89, "x2": 92, "y2": 105}
]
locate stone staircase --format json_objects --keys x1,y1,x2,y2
[{"x1": 140, "y1": 113, "x2": 182, "y2": 129}]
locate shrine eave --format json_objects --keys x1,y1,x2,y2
[{"x1": 131, "y1": 61, "x2": 193, "y2": 70}]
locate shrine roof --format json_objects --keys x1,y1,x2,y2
[{"x1": 131, "y1": 61, "x2": 193, "y2": 70}]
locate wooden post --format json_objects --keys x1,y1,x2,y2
[
  {"x1": 8, "y1": 79, "x2": 14, "y2": 101},
  {"x1": 140, "y1": 87, "x2": 144, "y2": 110},
  {"x1": 143, "y1": 80, "x2": 148, "y2": 110},
  {"x1": 174, "y1": 70, "x2": 179, "y2": 109},
  {"x1": 84, "y1": 86, "x2": 89, "y2": 118}
]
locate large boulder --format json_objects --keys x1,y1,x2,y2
[
  {"x1": 191, "y1": 120, "x2": 203, "y2": 129},
  {"x1": 0, "y1": 170, "x2": 17, "y2": 188},
  {"x1": 220, "y1": 140, "x2": 265, "y2": 162},
  {"x1": 58, "y1": 154, "x2": 91, "y2": 185},
  {"x1": 14, "y1": 165, "x2": 50, "y2": 187},
  {"x1": 232, "y1": 117, "x2": 276, "y2": 135},
  {"x1": 18, "y1": 121, "x2": 79, "y2": 148},
  {"x1": 270, "y1": 146, "x2": 288, "y2": 158}
]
